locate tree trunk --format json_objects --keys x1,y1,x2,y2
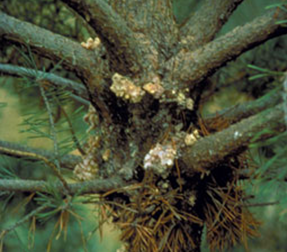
[{"x1": 0, "y1": 1, "x2": 287, "y2": 251}]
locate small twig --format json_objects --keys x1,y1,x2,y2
[
  {"x1": 69, "y1": 94, "x2": 90, "y2": 106},
  {"x1": 39, "y1": 85, "x2": 60, "y2": 168},
  {"x1": 51, "y1": 94, "x2": 86, "y2": 155},
  {"x1": 242, "y1": 201, "x2": 280, "y2": 207},
  {"x1": 203, "y1": 87, "x2": 282, "y2": 126}
]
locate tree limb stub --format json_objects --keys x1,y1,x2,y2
[
  {"x1": 60, "y1": 0, "x2": 149, "y2": 74},
  {"x1": 0, "y1": 63, "x2": 89, "y2": 102},
  {"x1": 182, "y1": 104, "x2": 285, "y2": 173},
  {"x1": 0, "y1": 11, "x2": 101, "y2": 77},
  {"x1": 165, "y1": 7, "x2": 287, "y2": 90},
  {"x1": 180, "y1": 0, "x2": 244, "y2": 50},
  {"x1": 0, "y1": 177, "x2": 125, "y2": 195}
]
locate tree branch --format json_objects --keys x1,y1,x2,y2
[
  {"x1": 0, "y1": 11, "x2": 105, "y2": 77},
  {"x1": 0, "y1": 177, "x2": 125, "y2": 195},
  {"x1": 60, "y1": 0, "x2": 149, "y2": 74},
  {"x1": 243, "y1": 201, "x2": 280, "y2": 207},
  {"x1": 148, "y1": 0, "x2": 179, "y2": 60},
  {"x1": 0, "y1": 140, "x2": 81, "y2": 170},
  {"x1": 180, "y1": 0, "x2": 244, "y2": 49},
  {"x1": 182, "y1": 104, "x2": 285, "y2": 172},
  {"x1": 165, "y1": 7, "x2": 287, "y2": 90},
  {"x1": 105, "y1": 0, "x2": 178, "y2": 61},
  {"x1": 0, "y1": 63, "x2": 89, "y2": 103},
  {"x1": 203, "y1": 87, "x2": 282, "y2": 126}
]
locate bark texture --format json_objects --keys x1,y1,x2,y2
[{"x1": 1, "y1": 2, "x2": 287, "y2": 252}]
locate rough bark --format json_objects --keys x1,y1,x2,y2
[
  {"x1": 0, "y1": 11, "x2": 108, "y2": 78},
  {"x1": 1, "y1": 2, "x2": 287, "y2": 251},
  {"x1": 179, "y1": 0, "x2": 244, "y2": 50},
  {"x1": 164, "y1": 7, "x2": 287, "y2": 90},
  {"x1": 204, "y1": 87, "x2": 282, "y2": 125},
  {"x1": 60, "y1": 0, "x2": 150, "y2": 74},
  {"x1": 1, "y1": 103, "x2": 284, "y2": 194},
  {"x1": 106, "y1": 0, "x2": 178, "y2": 61},
  {"x1": 182, "y1": 104, "x2": 285, "y2": 172},
  {"x1": 0, "y1": 176, "x2": 124, "y2": 194}
]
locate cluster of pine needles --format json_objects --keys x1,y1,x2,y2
[
  {"x1": 204, "y1": 179, "x2": 261, "y2": 251},
  {"x1": 100, "y1": 176, "x2": 203, "y2": 252}
]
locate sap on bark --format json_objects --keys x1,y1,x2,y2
[
  {"x1": 110, "y1": 73, "x2": 145, "y2": 103},
  {"x1": 143, "y1": 143, "x2": 177, "y2": 178}
]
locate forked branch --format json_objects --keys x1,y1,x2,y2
[{"x1": 165, "y1": 7, "x2": 287, "y2": 89}]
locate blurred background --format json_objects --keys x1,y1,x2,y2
[{"x1": 0, "y1": 0, "x2": 287, "y2": 251}]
